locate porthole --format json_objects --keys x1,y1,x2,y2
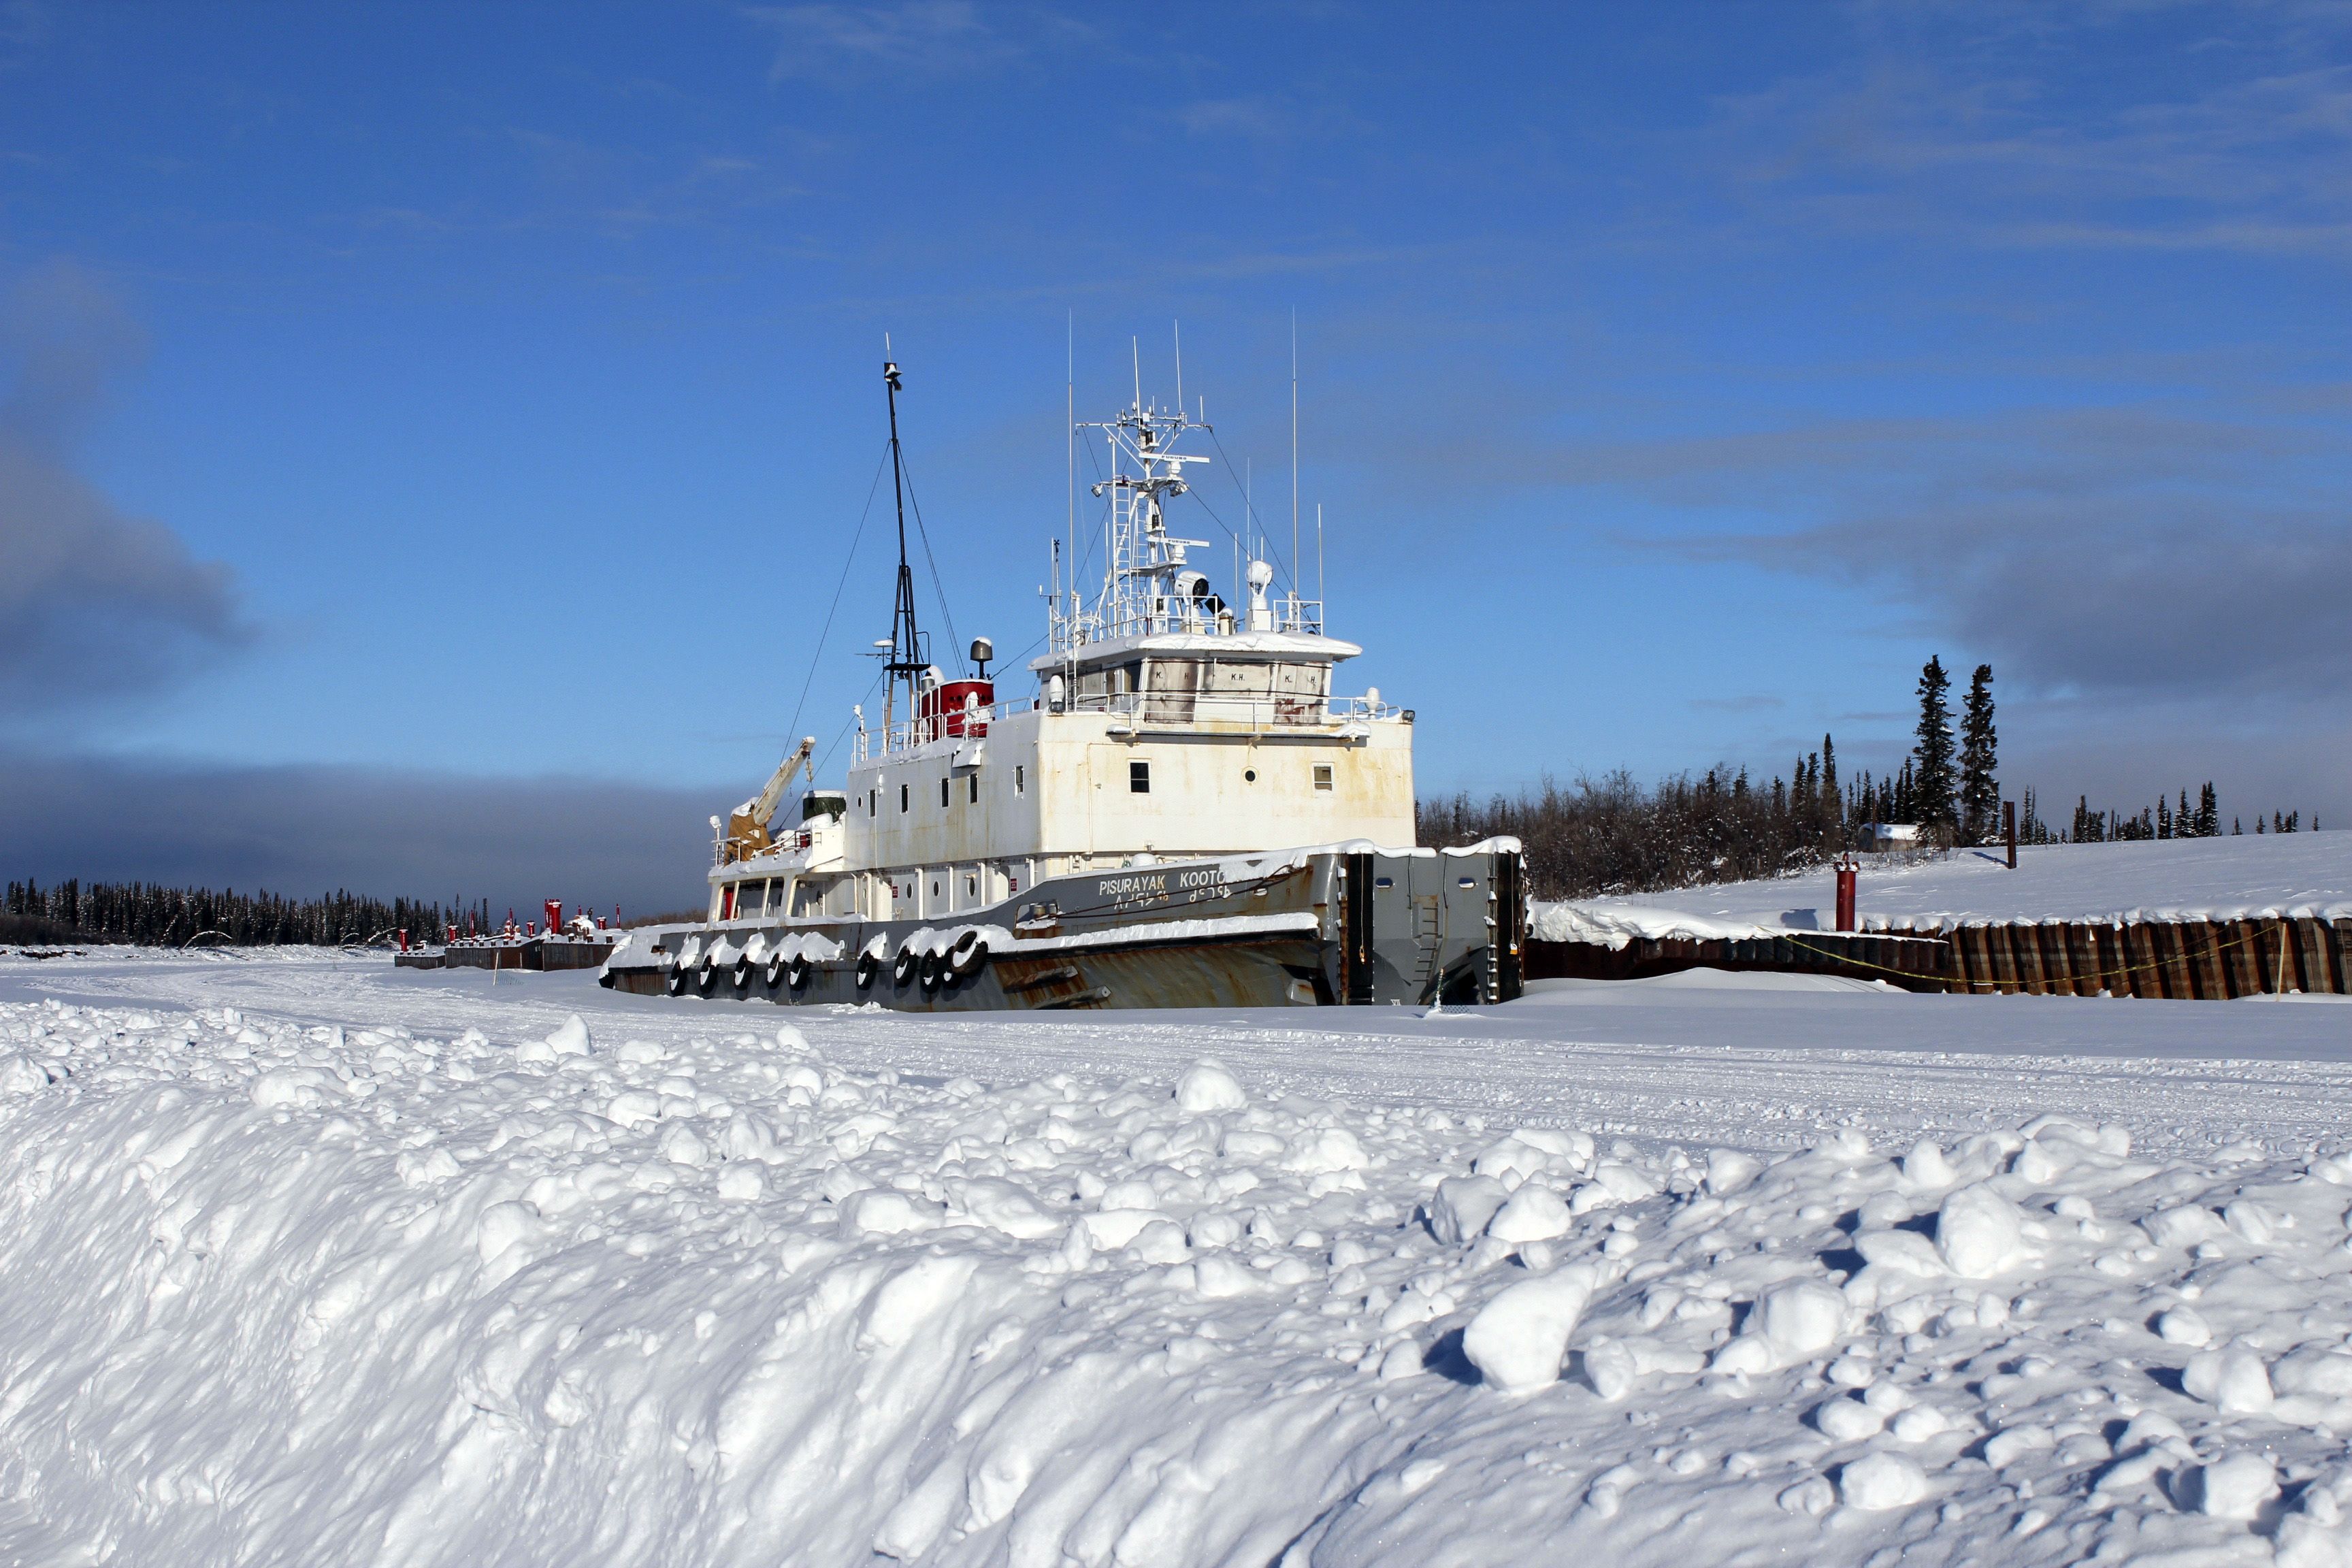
[{"x1": 1244, "y1": 768, "x2": 1257, "y2": 783}]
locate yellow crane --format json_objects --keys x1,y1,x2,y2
[{"x1": 717, "y1": 736, "x2": 817, "y2": 864}]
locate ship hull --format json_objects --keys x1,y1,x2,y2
[{"x1": 600, "y1": 845, "x2": 1522, "y2": 1013}]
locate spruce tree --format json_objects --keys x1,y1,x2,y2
[
  {"x1": 1912, "y1": 657, "x2": 1957, "y2": 834},
  {"x1": 1958, "y1": 663, "x2": 1997, "y2": 843}
]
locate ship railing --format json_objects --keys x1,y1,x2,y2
[
  {"x1": 1049, "y1": 595, "x2": 1325, "y2": 654},
  {"x1": 856, "y1": 698, "x2": 1042, "y2": 762},
  {"x1": 1049, "y1": 691, "x2": 1403, "y2": 728},
  {"x1": 852, "y1": 688, "x2": 1400, "y2": 761}
]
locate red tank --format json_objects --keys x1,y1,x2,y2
[{"x1": 920, "y1": 678, "x2": 994, "y2": 738}]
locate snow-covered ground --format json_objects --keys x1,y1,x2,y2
[
  {"x1": 3, "y1": 952, "x2": 2352, "y2": 1567},
  {"x1": 1535, "y1": 833, "x2": 2352, "y2": 946}
]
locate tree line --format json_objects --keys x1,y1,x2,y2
[
  {"x1": 1, "y1": 880, "x2": 478, "y2": 949},
  {"x1": 1423, "y1": 657, "x2": 2319, "y2": 900}
]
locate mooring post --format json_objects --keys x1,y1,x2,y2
[{"x1": 2005, "y1": 801, "x2": 2018, "y2": 869}]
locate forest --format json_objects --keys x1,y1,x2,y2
[
  {"x1": 1, "y1": 880, "x2": 467, "y2": 949},
  {"x1": 1422, "y1": 658, "x2": 2310, "y2": 900}
]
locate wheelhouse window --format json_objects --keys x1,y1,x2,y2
[
  {"x1": 1313, "y1": 764, "x2": 1334, "y2": 791},
  {"x1": 1130, "y1": 760, "x2": 1151, "y2": 794}
]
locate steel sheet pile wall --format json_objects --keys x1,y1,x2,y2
[
  {"x1": 1526, "y1": 915, "x2": 2351, "y2": 998},
  {"x1": 1943, "y1": 915, "x2": 2349, "y2": 998}
]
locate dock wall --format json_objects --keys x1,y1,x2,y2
[{"x1": 1526, "y1": 915, "x2": 2352, "y2": 998}]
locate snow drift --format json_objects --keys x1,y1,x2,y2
[{"x1": 7, "y1": 990, "x2": 2352, "y2": 1565}]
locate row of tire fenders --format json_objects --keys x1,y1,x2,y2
[{"x1": 660, "y1": 924, "x2": 1003, "y2": 998}]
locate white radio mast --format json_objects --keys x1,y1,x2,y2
[{"x1": 1290, "y1": 310, "x2": 1299, "y2": 601}]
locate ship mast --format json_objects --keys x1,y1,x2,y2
[{"x1": 881, "y1": 356, "x2": 926, "y2": 734}]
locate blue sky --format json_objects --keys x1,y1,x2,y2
[{"x1": 3, "y1": 2, "x2": 2347, "y2": 908}]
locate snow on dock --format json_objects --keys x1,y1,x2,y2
[{"x1": 1536, "y1": 834, "x2": 2352, "y2": 945}]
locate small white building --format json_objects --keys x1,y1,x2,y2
[{"x1": 1856, "y1": 822, "x2": 1922, "y2": 853}]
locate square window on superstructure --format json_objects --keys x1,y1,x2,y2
[
  {"x1": 1130, "y1": 760, "x2": 1150, "y2": 794},
  {"x1": 1313, "y1": 764, "x2": 1334, "y2": 791}
]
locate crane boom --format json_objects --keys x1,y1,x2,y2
[{"x1": 718, "y1": 736, "x2": 817, "y2": 864}]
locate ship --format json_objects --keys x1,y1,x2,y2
[{"x1": 600, "y1": 357, "x2": 1524, "y2": 1011}]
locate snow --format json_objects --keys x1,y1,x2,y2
[
  {"x1": 1533, "y1": 832, "x2": 2352, "y2": 943},
  {"x1": 7, "y1": 952, "x2": 2352, "y2": 1564}
]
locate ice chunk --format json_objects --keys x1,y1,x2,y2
[
  {"x1": 1891, "y1": 1405, "x2": 1948, "y2": 1442},
  {"x1": 1816, "y1": 1396, "x2": 1886, "y2": 1441},
  {"x1": 1705, "y1": 1149, "x2": 1761, "y2": 1196},
  {"x1": 1710, "y1": 1334, "x2": 1774, "y2": 1376},
  {"x1": 1854, "y1": 1229, "x2": 1947, "y2": 1278},
  {"x1": 839, "y1": 1189, "x2": 942, "y2": 1237},
  {"x1": 1175, "y1": 1060, "x2": 1248, "y2": 1113},
  {"x1": 1590, "y1": 1162, "x2": 1658, "y2": 1203},
  {"x1": 1900, "y1": 1139, "x2": 1956, "y2": 1190},
  {"x1": 250, "y1": 1067, "x2": 336, "y2": 1109},
  {"x1": 1985, "y1": 1425, "x2": 2055, "y2": 1468},
  {"x1": 1936, "y1": 1183, "x2": 2026, "y2": 1277},
  {"x1": 1287, "y1": 1128, "x2": 1369, "y2": 1175},
  {"x1": 1778, "y1": 1476, "x2": 1835, "y2": 1516},
  {"x1": 2146, "y1": 1205, "x2": 2228, "y2": 1248},
  {"x1": 2183, "y1": 1454, "x2": 2279, "y2": 1520},
  {"x1": 1463, "y1": 1264, "x2": 1597, "y2": 1395},
  {"x1": 1222, "y1": 1128, "x2": 1286, "y2": 1161},
  {"x1": 715, "y1": 1164, "x2": 766, "y2": 1201},
  {"x1": 1080, "y1": 1209, "x2": 1163, "y2": 1250},
  {"x1": 1194, "y1": 1256, "x2": 1262, "y2": 1299},
  {"x1": 2185, "y1": 1349, "x2": 2274, "y2": 1414},
  {"x1": 1487, "y1": 1186, "x2": 1572, "y2": 1244},
  {"x1": 2275, "y1": 1346, "x2": 2352, "y2": 1398},
  {"x1": 659, "y1": 1124, "x2": 709, "y2": 1168},
  {"x1": 1582, "y1": 1336, "x2": 1705, "y2": 1401},
  {"x1": 1513, "y1": 1128, "x2": 1595, "y2": 1170},
  {"x1": 1130, "y1": 1220, "x2": 1190, "y2": 1265},
  {"x1": 1471, "y1": 1139, "x2": 1546, "y2": 1185},
  {"x1": 1430, "y1": 1176, "x2": 1510, "y2": 1246},
  {"x1": 544, "y1": 1015, "x2": 592, "y2": 1056},
  {"x1": 2155, "y1": 1306, "x2": 2212, "y2": 1347},
  {"x1": 949, "y1": 1178, "x2": 1062, "y2": 1241},
  {"x1": 1757, "y1": 1279, "x2": 1849, "y2": 1362},
  {"x1": 1840, "y1": 1452, "x2": 1927, "y2": 1511}
]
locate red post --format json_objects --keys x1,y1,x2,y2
[
  {"x1": 1835, "y1": 858, "x2": 1857, "y2": 933},
  {"x1": 397, "y1": 928, "x2": 408, "y2": 952},
  {"x1": 544, "y1": 899, "x2": 564, "y2": 935},
  {"x1": 2004, "y1": 801, "x2": 2018, "y2": 869}
]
